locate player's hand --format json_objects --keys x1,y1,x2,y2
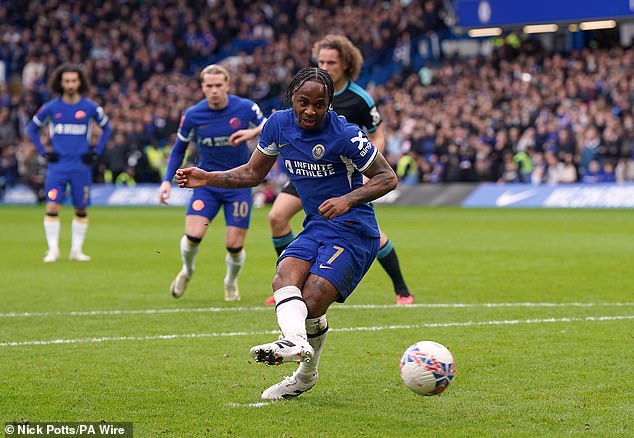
[
  {"x1": 44, "y1": 152, "x2": 60, "y2": 162},
  {"x1": 158, "y1": 181, "x2": 171, "y2": 205},
  {"x1": 175, "y1": 167, "x2": 208, "y2": 188},
  {"x1": 81, "y1": 152, "x2": 99, "y2": 165},
  {"x1": 318, "y1": 196, "x2": 352, "y2": 220},
  {"x1": 229, "y1": 129, "x2": 251, "y2": 146}
]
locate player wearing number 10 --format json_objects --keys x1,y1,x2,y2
[
  {"x1": 158, "y1": 64, "x2": 266, "y2": 301},
  {"x1": 175, "y1": 67, "x2": 398, "y2": 399}
]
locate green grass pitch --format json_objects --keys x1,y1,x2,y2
[{"x1": 1, "y1": 204, "x2": 633, "y2": 436}]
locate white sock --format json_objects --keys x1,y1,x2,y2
[
  {"x1": 224, "y1": 250, "x2": 246, "y2": 284},
  {"x1": 274, "y1": 285, "x2": 308, "y2": 341},
  {"x1": 44, "y1": 216, "x2": 60, "y2": 253},
  {"x1": 298, "y1": 315, "x2": 328, "y2": 376},
  {"x1": 180, "y1": 235, "x2": 199, "y2": 276},
  {"x1": 71, "y1": 217, "x2": 88, "y2": 252}
]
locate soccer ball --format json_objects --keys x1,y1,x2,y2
[{"x1": 399, "y1": 341, "x2": 456, "y2": 396}]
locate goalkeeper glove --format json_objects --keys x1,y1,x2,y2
[
  {"x1": 81, "y1": 151, "x2": 99, "y2": 165},
  {"x1": 44, "y1": 152, "x2": 60, "y2": 162}
]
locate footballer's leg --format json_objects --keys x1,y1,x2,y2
[
  {"x1": 222, "y1": 190, "x2": 251, "y2": 301},
  {"x1": 261, "y1": 315, "x2": 327, "y2": 399},
  {"x1": 258, "y1": 223, "x2": 379, "y2": 399},
  {"x1": 256, "y1": 246, "x2": 339, "y2": 399},
  {"x1": 250, "y1": 257, "x2": 317, "y2": 366},
  {"x1": 265, "y1": 190, "x2": 303, "y2": 305},
  {"x1": 376, "y1": 226, "x2": 414, "y2": 304},
  {"x1": 42, "y1": 173, "x2": 64, "y2": 262},
  {"x1": 223, "y1": 226, "x2": 247, "y2": 301},
  {"x1": 43, "y1": 203, "x2": 61, "y2": 263},
  {"x1": 257, "y1": 271, "x2": 337, "y2": 398},
  {"x1": 171, "y1": 214, "x2": 208, "y2": 298},
  {"x1": 268, "y1": 191, "x2": 302, "y2": 256},
  {"x1": 68, "y1": 172, "x2": 93, "y2": 261},
  {"x1": 250, "y1": 284, "x2": 314, "y2": 366},
  {"x1": 69, "y1": 209, "x2": 91, "y2": 261}
]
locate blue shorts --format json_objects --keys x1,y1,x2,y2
[
  {"x1": 45, "y1": 167, "x2": 92, "y2": 208},
  {"x1": 186, "y1": 186, "x2": 252, "y2": 229},
  {"x1": 280, "y1": 219, "x2": 380, "y2": 302}
]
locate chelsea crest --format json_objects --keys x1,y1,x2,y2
[{"x1": 312, "y1": 144, "x2": 325, "y2": 160}]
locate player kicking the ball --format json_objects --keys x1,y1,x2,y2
[{"x1": 175, "y1": 67, "x2": 397, "y2": 399}]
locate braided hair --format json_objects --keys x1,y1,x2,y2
[{"x1": 284, "y1": 67, "x2": 334, "y2": 108}]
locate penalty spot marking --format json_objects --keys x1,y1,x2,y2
[{"x1": 1, "y1": 314, "x2": 633, "y2": 348}]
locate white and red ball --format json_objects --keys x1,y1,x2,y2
[{"x1": 399, "y1": 341, "x2": 456, "y2": 396}]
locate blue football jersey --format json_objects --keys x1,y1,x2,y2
[
  {"x1": 258, "y1": 109, "x2": 380, "y2": 238},
  {"x1": 177, "y1": 95, "x2": 265, "y2": 172},
  {"x1": 31, "y1": 97, "x2": 109, "y2": 171}
]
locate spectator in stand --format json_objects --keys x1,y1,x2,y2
[
  {"x1": 499, "y1": 151, "x2": 519, "y2": 184},
  {"x1": 579, "y1": 125, "x2": 602, "y2": 178},
  {"x1": 0, "y1": 144, "x2": 19, "y2": 194},
  {"x1": 100, "y1": 131, "x2": 130, "y2": 184},
  {"x1": 602, "y1": 161, "x2": 617, "y2": 183},
  {"x1": 396, "y1": 151, "x2": 419, "y2": 185},
  {"x1": 513, "y1": 145, "x2": 533, "y2": 183},
  {"x1": 544, "y1": 151, "x2": 564, "y2": 185},
  {"x1": 581, "y1": 160, "x2": 604, "y2": 183},
  {"x1": 16, "y1": 141, "x2": 47, "y2": 202},
  {"x1": 0, "y1": 108, "x2": 17, "y2": 147},
  {"x1": 560, "y1": 152, "x2": 579, "y2": 183},
  {"x1": 554, "y1": 128, "x2": 576, "y2": 160}
]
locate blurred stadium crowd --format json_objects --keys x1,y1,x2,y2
[{"x1": 1, "y1": 0, "x2": 633, "y2": 201}]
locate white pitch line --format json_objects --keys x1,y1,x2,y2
[
  {"x1": 227, "y1": 402, "x2": 273, "y2": 408},
  {"x1": 1, "y1": 315, "x2": 633, "y2": 348},
  {"x1": 2, "y1": 302, "x2": 634, "y2": 319}
]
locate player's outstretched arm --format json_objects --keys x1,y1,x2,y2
[
  {"x1": 318, "y1": 152, "x2": 397, "y2": 220},
  {"x1": 176, "y1": 149, "x2": 276, "y2": 189}
]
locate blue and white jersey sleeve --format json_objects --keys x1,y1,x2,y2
[
  {"x1": 176, "y1": 106, "x2": 197, "y2": 143},
  {"x1": 247, "y1": 101, "x2": 266, "y2": 129},
  {"x1": 92, "y1": 103, "x2": 109, "y2": 127},
  {"x1": 256, "y1": 111, "x2": 283, "y2": 157},
  {"x1": 338, "y1": 125, "x2": 378, "y2": 173},
  {"x1": 32, "y1": 102, "x2": 52, "y2": 127}
]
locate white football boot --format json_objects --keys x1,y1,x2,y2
[
  {"x1": 224, "y1": 279, "x2": 240, "y2": 301},
  {"x1": 43, "y1": 249, "x2": 59, "y2": 263},
  {"x1": 261, "y1": 371, "x2": 318, "y2": 400},
  {"x1": 250, "y1": 336, "x2": 314, "y2": 366},
  {"x1": 170, "y1": 269, "x2": 191, "y2": 298},
  {"x1": 69, "y1": 249, "x2": 91, "y2": 261}
]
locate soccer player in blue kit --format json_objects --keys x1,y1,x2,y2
[
  {"x1": 27, "y1": 63, "x2": 112, "y2": 263},
  {"x1": 265, "y1": 34, "x2": 414, "y2": 306},
  {"x1": 175, "y1": 67, "x2": 398, "y2": 399},
  {"x1": 158, "y1": 64, "x2": 266, "y2": 301}
]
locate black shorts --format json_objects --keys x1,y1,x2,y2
[{"x1": 280, "y1": 180, "x2": 299, "y2": 198}]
